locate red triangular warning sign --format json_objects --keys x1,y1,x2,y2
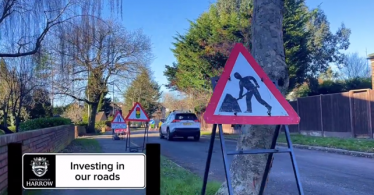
[
  {"x1": 204, "y1": 43, "x2": 300, "y2": 125},
  {"x1": 125, "y1": 102, "x2": 150, "y2": 122},
  {"x1": 111, "y1": 111, "x2": 125, "y2": 123}
]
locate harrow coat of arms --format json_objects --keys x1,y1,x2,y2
[{"x1": 30, "y1": 157, "x2": 49, "y2": 177}]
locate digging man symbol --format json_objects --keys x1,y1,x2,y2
[{"x1": 234, "y1": 72, "x2": 272, "y2": 115}]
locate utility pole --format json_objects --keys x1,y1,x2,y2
[
  {"x1": 112, "y1": 81, "x2": 115, "y2": 115},
  {"x1": 87, "y1": 69, "x2": 90, "y2": 119}
]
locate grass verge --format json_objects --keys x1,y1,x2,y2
[
  {"x1": 277, "y1": 134, "x2": 374, "y2": 153},
  {"x1": 201, "y1": 131, "x2": 374, "y2": 153},
  {"x1": 161, "y1": 156, "x2": 220, "y2": 195}
]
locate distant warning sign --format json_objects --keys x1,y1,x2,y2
[
  {"x1": 203, "y1": 43, "x2": 300, "y2": 125},
  {"x1": 125, "y1": 102, "x2": 150, "y2": 122},
  {"x1": 111, "y1": 112, "x2": 127, "y2": 129}
]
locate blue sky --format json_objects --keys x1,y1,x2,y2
[{"x1": 109, "y1": 0, "x2": 374, "y2": 97}]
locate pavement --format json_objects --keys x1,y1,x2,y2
[
  {"x1": 130, "y1": 130, "x2": 374, "y2": 195},
  {"x1": 33, "y1": 133, "x2": 145, "y2": 195}
]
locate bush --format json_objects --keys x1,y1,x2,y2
[
  {"x1": 19, "y1": 117, "x2": 72, "y2": 131},
  {"x1": 95, "y1": 121, "x2": 107, "y2": 130},
  {"x1": 75, "y1": 122, "x2": 88, "y2": 126},
  {"x1": 105, "y1": 120, "x2": 111, "y2": 127}
]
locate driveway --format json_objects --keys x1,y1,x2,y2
[{"x1": 131, "y1": 130, "x2": 374, "y2": 195}]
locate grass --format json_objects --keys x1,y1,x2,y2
[
  {"x1": 59, "y1": 138, "x2": 102, "y2": 153},
  {"x1": 277, "y1": 134, "x2": 374, "y2": 153},
  {"x1": 161, "y1": 156, "x2": 220, "y2": 195},
  {"x1": 201, "y1": 131, "x2": 374, "y2": 153}
]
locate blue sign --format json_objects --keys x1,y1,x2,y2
[{"x1": 149, "y1": 120, "x2": 155, "y2": 124}]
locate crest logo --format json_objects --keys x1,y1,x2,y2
[{"x1": 30, "y1": 157, "x2": 49, "y2": 177}]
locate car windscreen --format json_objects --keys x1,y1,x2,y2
[{"x1": 175, "y1": 113, "x2": 198, "y2": 120}]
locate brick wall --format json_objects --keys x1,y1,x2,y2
[{"x1": 0, "y1": 125, "x2": 76, "y2": 193}]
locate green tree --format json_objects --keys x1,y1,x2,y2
[
  {"x1": 283, "y1": 0, "x2": 311, "y2": 89},
  {"x1": 305, "y1": 7, "x2": 351, "y2": 75},
  {"x1": 165, "y1": 3, "x2": 251, "y2": 92},
  {"x1": 123, "y1": 69, "x2": 162, "y2": 117},
  {"x1": 165, "y1": 0, "x2": 351, "y2": 93},
  {"x1": 27, "y1": 88, "x2": 53, "y2": 119}
]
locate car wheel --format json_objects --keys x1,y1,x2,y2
[
  {"x1": 159, "y1": 128, "x2": 164, "y2": 139},
  {"x1": 166, "y1": 129, "x2": 173, "y2": 141},
  {"x1": 194, "y1": 134, "x2": 200, "y2": 141}
]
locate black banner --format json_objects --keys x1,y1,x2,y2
[
  {"x1": 146, "y1": 143, "x2": 160, "y2": 195},
  {"x1": 23, "y1": 154, "x2": 56, "y2": 188}
]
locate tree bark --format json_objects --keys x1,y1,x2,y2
[
  {"x1": 215, "y1": 0, "x2": 288, "y2": 194},
  {"x1": 87, "y1": 103, "x2": 98, "y2": 133}
]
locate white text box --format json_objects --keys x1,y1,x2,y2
[{"x1": 56, "y1": 154, "x2": 145, "y2": 189}]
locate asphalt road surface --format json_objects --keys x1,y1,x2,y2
[{"x1": 130, "y1": 130, "x2": 374, "y2": 195}]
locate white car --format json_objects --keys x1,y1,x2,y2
[{"x1": 159, "y1": 111, "x2": 201, "y2": 141}]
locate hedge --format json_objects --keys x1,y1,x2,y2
[{"x1": 19, "y1": 117, "x2": 72, "y2": 131}]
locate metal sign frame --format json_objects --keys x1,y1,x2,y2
[
  {"x1": 125, "y1": 121, "x2": 149, "y2": 153},
  {"x1": 201, "y1": 79, "x2": 304, "y2": 195}
]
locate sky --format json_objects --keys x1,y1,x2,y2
[{"x1": 105, "y1": 0, "x2": 374, "y2": 100}]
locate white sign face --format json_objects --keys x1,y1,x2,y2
[
  {"x1": 214, "y1": 52, "x2": 288, "y2": 117},
  {"x1": 127, "y1": 104, "x2": 149, "y2": 121},
  {"x1": 112, "y1": 113, "x2": 125, "y2": 123},
  {"x1": 111, "y1": 123, "x2": 127, "y2": 129}
]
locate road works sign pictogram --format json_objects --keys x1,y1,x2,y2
[
  {"x1": 203, "y1": 43, "x2": 300, "y2": 125},
  {"x1": 111, "y1": 111, "x2": 127, "y2": 129},
  {"x1": 125, "y1": 102, "x2": 150, "y2": 122}
]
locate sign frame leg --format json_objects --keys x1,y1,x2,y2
[
  {"x1": 142, "y1": 123, "x2": 149, "y2": 152},
  {"x1": 285, "y1": 125, "x2": 304, "y2": 195},
  {"x1": 259, "y1": 124, "x2": 281, "y2": 195},
  {"x1": 201, "y1": 124, "x2": 217, "y2": 195},
  {"x1": 218, "y1": 124, "x2": 234, "y2": 195}
]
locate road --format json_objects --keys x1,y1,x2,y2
[{"x1": 131, "y1": 130, "x2": 374, "y2": 195}]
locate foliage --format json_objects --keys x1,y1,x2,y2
[
  {"x1": 95, "y1": 121, "x2": 107, "y2": 130},
  {"x1": 283, "y1": 0, "x2": 311, "y2": 89},
  {"x1": 165, "y1": 0, "x2": 351, "y2": 93},
  {"x1": 97, "y1": 95, "x2": 112, "y2": 114},
  {"x1": 289, "y1": 77, "x2": 372, "y2": 99},
  {"x1": 165, "y1": 3, "x2": 251, "y2": 92},
  {"x1": 19, "y1": 117, "x2": 72, "y2": 131},
  {"x1": 52, "y1": 106, "x2": 66, "y2": 116},
  {"x1": 27, "y1": 88, "x2": 53, "y2": 119},
  {"x1": 61, "y1": 103, "x2": 84, "y2": 124},
  {"x1": 123, "y1": 68, "x2": 162, "y2": 117}
]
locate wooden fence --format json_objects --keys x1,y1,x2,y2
[
  {"x1": 287, "y1": 89, "x2": 374, "y2": 138},
  {"x1": 199, "y1": 89, "x2": 374, "y2": 138}
]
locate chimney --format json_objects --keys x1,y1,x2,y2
[{"x1": 367, "y1": 53, "x2": 374, "y2": 89}]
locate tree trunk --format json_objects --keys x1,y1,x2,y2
[
  {"x1": 2, "y1": 110, "x2": 8, "y2": 127},
  {"x1": 87, "y1": 103, "x2": 98, "y2": 133},
  {"x1": 15, "y1": 100, "x2": 23, "y2": 133},
  {"x1": 215, "y1": 0, "x2": 288, "y2": 194}
]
